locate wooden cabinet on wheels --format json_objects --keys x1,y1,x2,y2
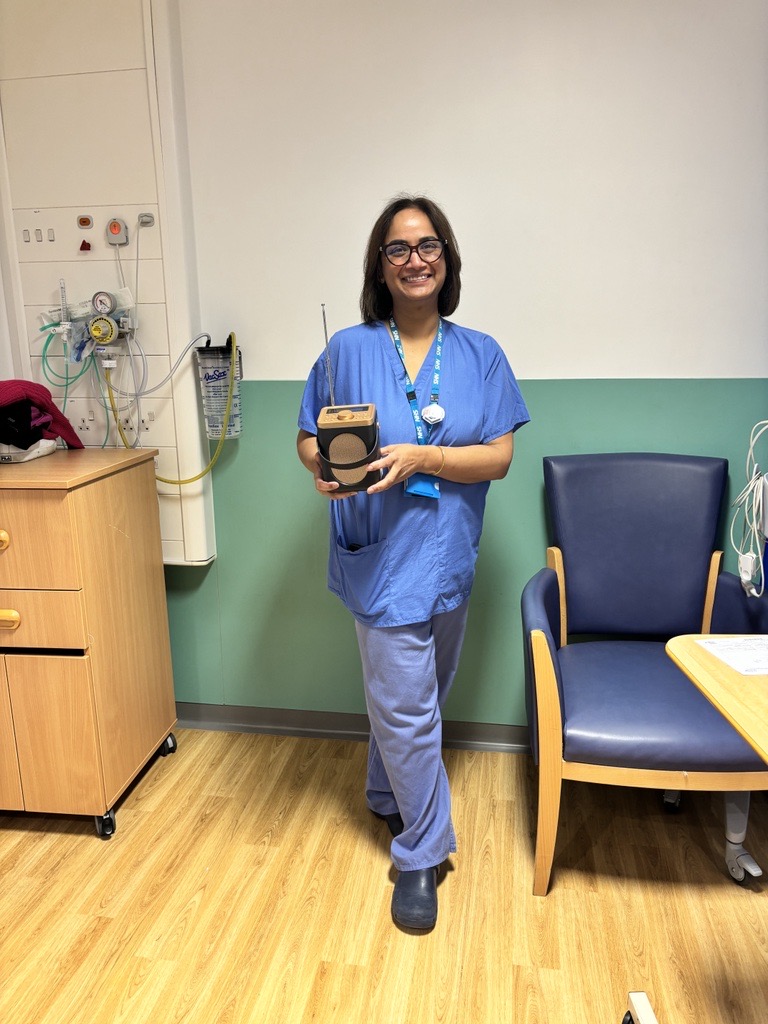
[{"x1": 0, "y1": 448, "x2": 177, "y2": 836}]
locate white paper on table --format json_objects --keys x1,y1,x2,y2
[{"x1": 696, "y1": 636, "x2": 768, "y2": 675}]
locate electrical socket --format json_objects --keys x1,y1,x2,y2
[
  {"x1": 65, "y1": 398, "x2": 114, "y2": 446},
  {"x1": 64, "y1": 397, "x2": 177, "y2": 448},
  {"x1": 120, "y1": 411, "x2": 153, "y2": 443},
  {"x1": 117, "y1": 399, "x2": 177, "y2": 447}
]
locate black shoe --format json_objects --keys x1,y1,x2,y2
[
  {"x1": 391, "y1": 867, "x2": 438, "y2": 930},
  {"x1": 372, "y1": 810, "x2": 404, "y2": 837}
]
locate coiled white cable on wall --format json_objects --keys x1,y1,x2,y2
[{"x1": 730, "y1": 419, "x2": 768, "y2": 597}]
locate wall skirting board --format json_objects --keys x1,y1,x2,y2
[{"x1": 175, "y1": 703, "x2": 530, "y2": 754}]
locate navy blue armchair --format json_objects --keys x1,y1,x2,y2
[{"x1": 522, "y1": 453, "x2": 768, "y2": 896}]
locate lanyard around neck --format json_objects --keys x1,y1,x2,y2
[{"x1": 389, "y1": 317, "x2": 443, "y2": 444}]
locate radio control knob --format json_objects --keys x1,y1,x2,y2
[{"x1": 337, "y1": 410, "x2": 354, "y2": 421}]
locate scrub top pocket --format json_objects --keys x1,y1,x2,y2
[{"x1": 335, "y1": 536, "x2": 391, "y2": 621}]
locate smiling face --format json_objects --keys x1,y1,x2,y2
[{"x1": 380, "y1": 207, "x2": 447, "y2": 316}]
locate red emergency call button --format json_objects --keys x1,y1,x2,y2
[{"x1": 105, "y1": 217, "x2": 128, "y2": 246}]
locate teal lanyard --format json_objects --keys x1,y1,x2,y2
[{"x1": 389, "y1": 317, "x2": 443, "y2": 444}]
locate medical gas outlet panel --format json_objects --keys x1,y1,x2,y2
[
  {"x1": 0, "y1": 0, "x2": 217, "y2": 564},
  {"x1": 11, "y1": 203, "x2": 215, "y2": 565}
]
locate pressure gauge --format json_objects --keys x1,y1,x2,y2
[{"x1": 92, "y1": 290, "x2": 116, "y2": 315}]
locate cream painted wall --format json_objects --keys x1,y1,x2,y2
[{"x1": 175, "y1": 0, "x2": 768, "y2": 381}]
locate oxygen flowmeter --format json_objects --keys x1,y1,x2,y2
[{"x1": 88, "y1": 316, "x2": 119, "y2": 344}]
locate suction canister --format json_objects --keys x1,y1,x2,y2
[{"x1": 195, "y1": 336, "x2": 243, "y2": 439}]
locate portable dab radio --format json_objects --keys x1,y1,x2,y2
[
  {"x1": 315, "y1": 304, "x2": 381, "y2": 493},
  {"x1": 317, "y1": 404, "x2": 381, "y2": 492}
]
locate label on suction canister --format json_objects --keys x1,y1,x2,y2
[{"x1": 195, "y1": 346, "x2": 243, "y2": 439}]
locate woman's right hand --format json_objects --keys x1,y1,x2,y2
[
  {"x1": 297, "y1": 429, "x2": 355, "y2": 500},
  {"x1": 313, "y1": 455, "x2": 355, "y2": 500}
]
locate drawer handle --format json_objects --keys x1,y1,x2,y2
[
  {"x1": 0, "y1": 610, "x2": 20, "y2": 630},
  {"x1": 0, "y1": 530, "x2": 8, "y2": 551}
]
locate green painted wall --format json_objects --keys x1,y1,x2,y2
[{"x1": 165, "y1": 378, "x2": 768, "y2": 726}]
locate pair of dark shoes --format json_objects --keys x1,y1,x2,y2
[{"x1": 391, "y1": 866, "x2": 438, "y2": 931}]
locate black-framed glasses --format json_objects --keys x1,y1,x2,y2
[{"x1": 380, "y1": 238, "x2": 446, "y2": 266}]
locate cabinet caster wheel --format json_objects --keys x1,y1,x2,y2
[
  {"x1": 95, "y1": 809, "x2": 116, "y2": 839},
  {"x1": 159, "y1": 732, "x2": 177, "y2": 756}
]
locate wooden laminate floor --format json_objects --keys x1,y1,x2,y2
[{"x1": 1, "y1": 729, "x2": 767, "y2": 1023}]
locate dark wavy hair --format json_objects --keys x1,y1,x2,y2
[{"x1": 359, "y1": 194, "x2": 462, "y2": 324}]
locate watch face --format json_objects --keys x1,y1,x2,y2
[{"x1": 92, "y1": 291, "x2": 114, "y2": 314}]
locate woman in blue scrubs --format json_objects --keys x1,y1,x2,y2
[{"x1": 297, "y1": 195, "x2": 529, "y2": 931}]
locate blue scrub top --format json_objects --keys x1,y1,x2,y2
[{"x1": 298, "y1": 320, "x2": 530, "y2": 627}]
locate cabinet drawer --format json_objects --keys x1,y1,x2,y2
[
  {"x1": 0, "y1": 491, "x2": 80, "y2": 589},
  {"x1": 6, "y1": 653, "x2": 105, "y2": 815},
  {"x1": 0, "y1": 589, "x2": 88, "y2": 649}
]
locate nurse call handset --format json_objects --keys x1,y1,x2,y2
[{"x1": 316, "y1": 304, "x2": 382, "y2": 492}]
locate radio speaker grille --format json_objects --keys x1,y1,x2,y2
[{"x1": 328, "y1": 433, "x2": 368, "y2": 485}]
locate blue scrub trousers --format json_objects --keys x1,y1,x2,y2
[{"x1": 355, "y1": 600, "x2": 470, "y2": 871}]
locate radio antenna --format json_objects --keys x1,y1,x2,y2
[{"x1": 322, "y1": 303, "x2": 336, "y2": 407}]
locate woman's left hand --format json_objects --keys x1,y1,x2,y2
[
  {"x1": 365, "y1": 433, "x2": 513, "y2": 493},
  {"x1": 366, "y1": 444, "x2": 435, "y2": 494}
]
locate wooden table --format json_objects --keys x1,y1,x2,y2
[{"x1": 666, "y1": 634, "x2": 768, "y2": 764}]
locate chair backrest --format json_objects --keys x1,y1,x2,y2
[{"x1": 544, "y1": 453, "x2": 728, "y2": 636}]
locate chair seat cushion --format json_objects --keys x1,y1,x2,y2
[{"x1": 558, "y1": 640, "x2": 767, "y2": 771}]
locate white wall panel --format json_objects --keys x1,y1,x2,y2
[
  {"x1": 0, "y1": 264, "x2": 12, "y2": 376},
  {"x1": 20, "y1": 259, "x2": 166, "y2": 307},
  {"x1": 158, "y1": 494, "x2": 184, "y2": 542},
  {"x1": 0, "y1": 0, "x2": 145, "y2": 79},
  {"x1": 177, "y1": 0, "x2": 768, "y2": 380},
  {"x1": 0, "y1": 72, "x2": 156, "y2": 208}
]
